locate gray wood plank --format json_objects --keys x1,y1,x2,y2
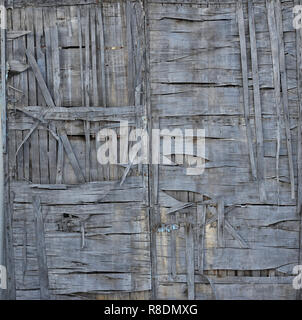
[
  {"x1": 248, "y1": 1, "x2": 266, "y2": 202},
  {"x1": 275, "y1": 0, "x2": 295, "y2": 200},
  {"x1": 32, "y1": 196, "x2": 50, "y2": 300},
  {"x1": 58, "y1": 129, "x2": 85, "y2": 184},
  {"x1": 185, "y1": 215, "x2": 195, "y2": 300},
  {"x1": 236, "y1": 0, "x2": 257, "y2": 180}
]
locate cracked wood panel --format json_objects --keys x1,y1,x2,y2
[
  {"x1": 7, "y1": 2, "x2": 144, "y2": 184},
  {"x1": 150, "y1": 0, "x2": 301, "y2": 300},
  {"x1": 4, "y1": 0, "x2": 302, "y2": 300},
  {"x1": 6, "y1": 1, "x2": 150, "y2": 300},
  {"x1": 10, "y1": 178, "x2": 150, "y2": 298}
]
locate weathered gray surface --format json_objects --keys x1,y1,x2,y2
[{"x1": 2, "y1": 0, "x2": 302, "y2": 300}]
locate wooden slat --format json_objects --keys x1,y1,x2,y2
[
  {"x1": 97, "y1": 4, "x2": 107, "y2": 107},
  {"x1": 90, "y1": 7, "x2": 98, "y2": 181},
  {"x1": 59, "y1": 129, "x2": 85, "y2": 184},
  {"x1": 275, "y1": 0, "x2": 295, "y2": 200},
  {"x1": 266, "y1": 0, "x2": 283, "y2": 197},
  {"x1": 248, "y1": 1, "x2": 266, "y2": 202},
  {"x1": 77, "y1": 7, "x2": 85, "y2": 107},
  {"x1": 236, "y1": 0, "x2": 257, "y2": 180},
  {"x1": 32, "y1": 196, "x2": 50, "y2": 300},
  {"x1": 49, "y1": 7, "x2": 62, "y2": 108},
  {"x1": 84, "y1": 7, "x2": 91, "y2": 182},
  {"x1": 35, "y1": 8, "x2": 49, "y2": 184},
  {"x1": 43, "y1": 7, "x2": 57, "y2": 184},
  {"x1": 12, "y1": 10, "x2": 24, "y2": 181},
  {"x1": 197, "y1": 203, "x2": 206, "y2": 274},
  {"x1": 185, "y1": 216, "x2": 195, "y2": 300},
  {"x1": 217, "y1": 200, "x2": 225, "y2": 248},
  {"x1": 25, "y1": 50, "x2": 55, "y2": 107},
  {"x1": 169, "y1": 213, "x2": 176, "y2": 278}
]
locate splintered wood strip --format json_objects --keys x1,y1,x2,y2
[
  {"x1": 275, "y1": 0, "x2": 295, "y2": 200},
  {"x1": 185, "y1": 217, "x2": 195, "y2": 300},
  {"x1": 25, "y1": 50, "x2": 55, "y2": 107},
  {"x1": 50, "y1": 7, "x2": 62, "y2": 108},
  {"x1": 217, "y1": 200, "x2": 225, "y2": 248},
  {"x1": 236, "y1": 0, "x2": 257, "y2": 180},
  {"x1": 50, "y1": 8, "x2": 64, "y2": 183},
  {"x1": 97, "y1": 4, "x2": 107, "y2": 107},
  {"x1": 266, "y1": 0, "x2": 283, "y2": 201},
  {"x1": 19, "y1": 9, "x2": 29, "y2": 181},
  {"x1": 32, "y1": 196, "x2": 50, "y2": 300},
  {"x1": 126, "y1": 0, "x2": 135, "y2": 105},
  {"x1": 35, "y1": 8, "x2": 49, "y2": 184},
  {"x1": 224, "y1": 220, "x2": 249, "y2": 249},
  {"x1": 20, "y1": 105, "x2": 143, "y2": 120},
  {"x1": 65, "y1": 7, "x2": 73, "y2": 106},
  {"x1": 77, "y1": 7, "x2": 85, "y2": 107},
  {"x1": 197, "y1": 203, "x2": 206, "y2": 274},
  {"x1": 59, "y1": 129, "x2": 86, "y2": 184},
  {"x1": 12, "y1": 10, "x2": 24, "y2": 181},
  {"x1": 44, "y1": 7, "x2": 57, "y2": 184},
  {"x1": 169, "y1": 214, "x2": 177, "y2": 278},
  {"x1": 56, "y1": 141, "x2": 64, "y2": 184},
  {"x1": 84, "y1": 7, "x2": 91, "y2": 182},
  {"x1": 90, "y1": 7, "x2": 98, "y2": 181},
  {"x1": 7, "y1": 9, "x2": 16, "y2": 180},
  {"x1": 7, "y1": 30, "x2": 31, "y2": 40},
  {"x1": 90, "y1": 7, "x2": 98, "y2": 107},
  {"x1": 248, "y1": 1, "x2": 266, "y2": 202}
]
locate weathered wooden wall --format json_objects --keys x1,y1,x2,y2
[{"x1": 2, "y1": 0, "x2": 302, "y2": 300}]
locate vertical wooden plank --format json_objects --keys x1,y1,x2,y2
[
  {"x1": 169, "y1": 213, "x2": 176, "y2": 278},
  {"x1": 0, "y1": 0, "x2": 7, "y2": 299},
  {"x1": 84, "y1": 7, "x2": 91, "y2": 182},
  {"x1": 65, "y1": 7, "x2": 73, "y2": 107},
  {"x1": 126, "y1": 0, "x2": 135, "y2": 106},
  {"x1": 20, "y1": 8, "x2": 30, "y2": 182},
  {"x1": 90, "y1": 6, "x2": 98, "y2": 181},
  {"x1": 44, "y1": 7, "x2": 57, "y2": 184},
  {"x1": 26, "y1": 7, "x2": 40, "y2": 183},
  {"x1": 50, "y1": 7, "x2": 62, "y2": 108},
  {"x1": 97, "y1": 4, "x2": 107, "y2": 107},
  {"x1": 4, "y1": 191, "x2": 16, "y2": 300},
  {"x1": 197, "y1": 203, "x2": 206, "y2": 274},
  {"x1": 35, "y1": 8, "x2": 49, "y2": 184},
  {"x1": 295, "y1": 0, "x2": 302, "y2": 301},
  {"x1": 275, "y1": 0, "x2": 295, "y2": 200},
  {"x1": 56, "y1": 142, "x2": 64, "y2": 184},
  {"x1": 185, "y1": 215, "x2": 195, "y2": 300},
  {"x1": 237, "y1": 0, "x2": 257, "y2": 180},
  {"x1": 0, "y1": 0, "x2": 6, "y2": 154},
  {"x1": 77, "y1": 7, "x2": 85, "y2": 107},
  {"x1": 217, "y1": 200, "x2": 225, "y2": 248},
  {"x1": 7, "y1": 9, "x2": 16, "y2": 181},
  {"x1": 32, "y1": 196, "x2": 50, "y2": 300},
  {"x1": 12, "y1": 10, "x2": 24, "y2": 181},
  {"x1": 49, "y1": 7, "x2": 63, "y2": 183},
  {"x1": 248, "y1": 1, "x2": 267, "y2": 202},
  {"x1": 266, "y1": 0, "x2": 283, "y2": 200},
  {"x1": 90, "y1": 7, "x2": 98, "y2": 107}
]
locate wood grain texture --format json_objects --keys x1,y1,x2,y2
[{"x1": 4, "y1": 0, "x2": 301, "y2": 300}]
